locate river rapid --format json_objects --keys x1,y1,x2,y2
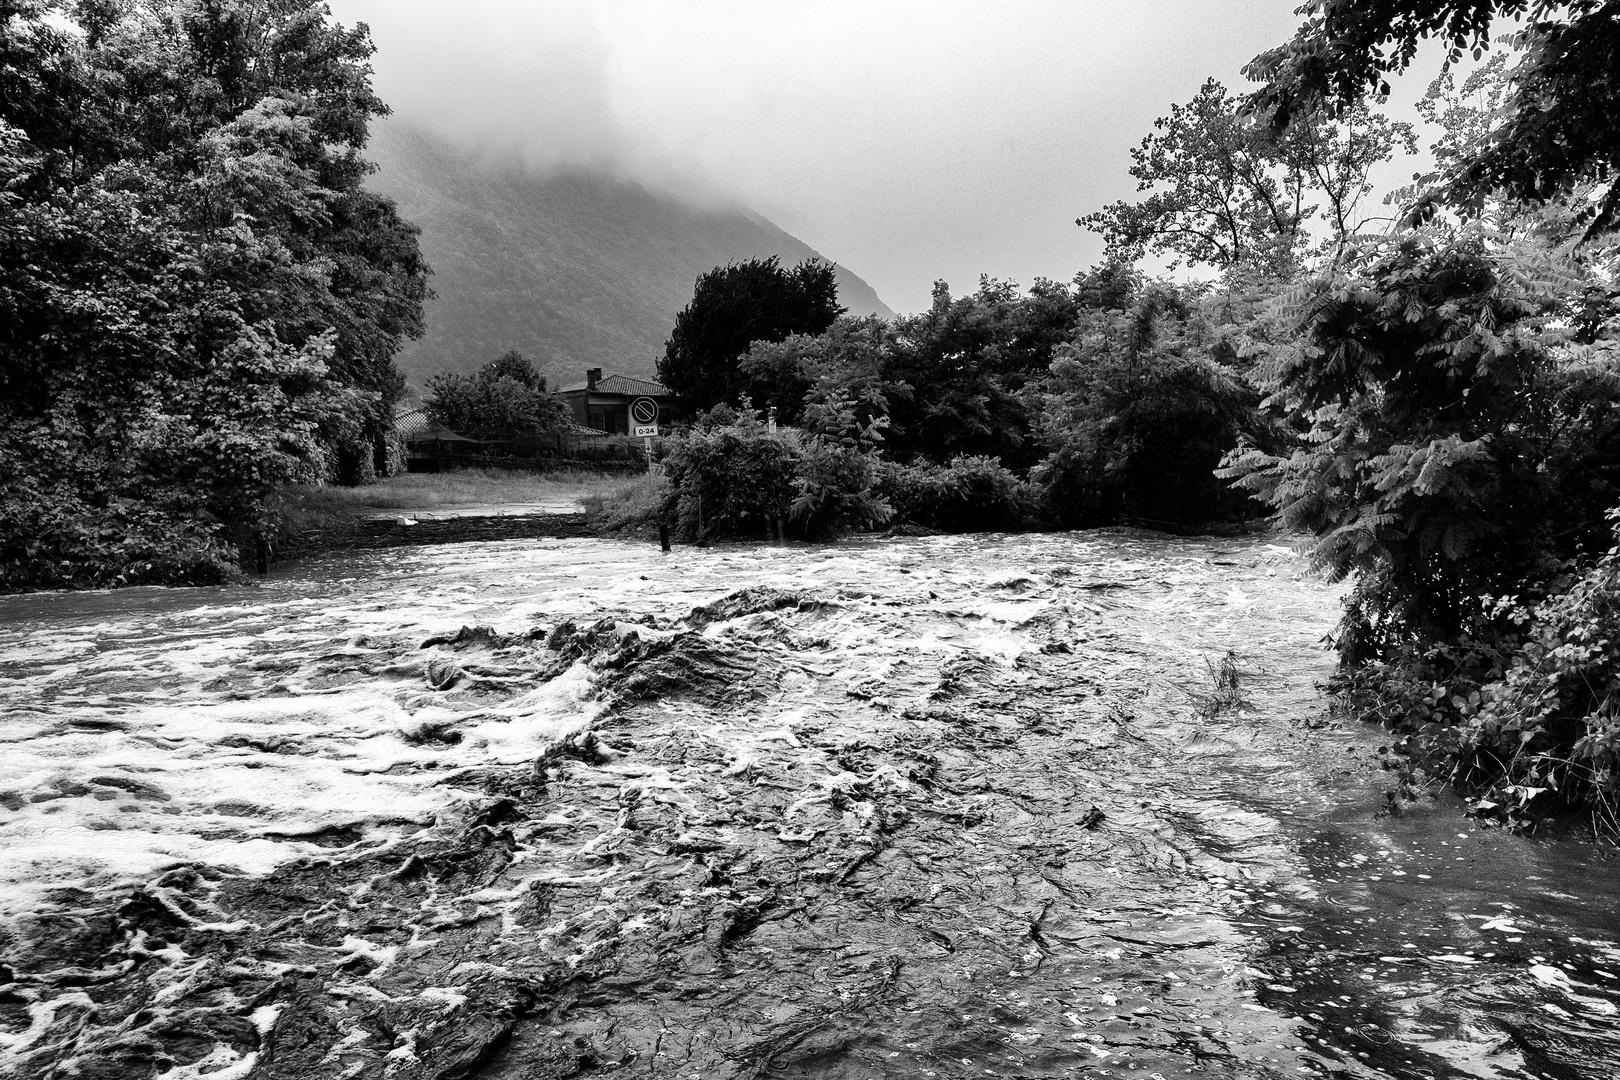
[{"x1": 0, "y1": 531, "x2": 1617, "y2": 1080}]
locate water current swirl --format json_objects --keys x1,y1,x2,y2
[{"x1": 0, "y1": 531, "x2": 1616, "y2": 1079}]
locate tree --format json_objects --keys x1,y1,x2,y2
[
  {"x1": 1030, "y1": 281, "x2": 1274, "y2": 528},
  {"x1": 1220, "y1": 228, "x2": 1620, "y2": 660},
  {"x1": 1246, "y1": 1, "x2": 1620, "y2": 234},
  {"x1": 1080, "y1": 79, "x2": 1412, "y2": 271},
  {"x1": 877, "y1": 277, "x2": 1087, "y2": 467},
  {"x1": 658, "y1": 256, "x2": 843, "y2": 411},
  {"x1": 425, "y1": 351, "x2": 567, "y2": 440},
  {"x1": 0, "y1": 0, "x2": 428, "y2": 588},
  {"x1": 737, "y1": 314, "x2": 894, "y2": 429}
]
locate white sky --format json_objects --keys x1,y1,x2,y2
[{"x1": 329, "y1": 1, "x2": 1406, "y2": 313}]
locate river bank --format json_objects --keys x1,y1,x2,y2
[{"x1": 1, "y1": 532, "x2": 1616, "y2": 1079}]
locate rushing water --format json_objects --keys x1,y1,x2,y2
[{"x1": 0, "y1": 531, "x2": 1616, "y2": 1080}]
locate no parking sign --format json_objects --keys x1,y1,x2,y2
[{"x1": 629, "y1": 397, "x2": 659, "y2": 434}]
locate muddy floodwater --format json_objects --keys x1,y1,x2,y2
[{"x1": 2, "y1": 531, "x2": 1618, "y2": 1080}]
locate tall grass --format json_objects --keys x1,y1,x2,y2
[
  {"x1": 582, "y1": 473, "x2": 669, "y2": 535},
  {"x1": 294, "y1": 468, "x2": 619, "y2": 511},
  {"x1": 268, "y1": 468, "x2": 633, "y2": 547}
]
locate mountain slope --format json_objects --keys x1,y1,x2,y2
[{"x1": 365, "y1": 121, "x2": 892, "y2": 389}]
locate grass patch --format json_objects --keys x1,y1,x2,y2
[
  {"x1": 268, "y1": 468, "x2": 637, "y2": 552},
  {"x1": 287, "y1": 468, "x2": 622, "y2": 512},
  {"x1": 582, "y1": 473, "x2": 669, "y2": 536}
]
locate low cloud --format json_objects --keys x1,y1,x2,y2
[{"x1": 329, "y1": 1, "x2": 1311, "y2": 313}]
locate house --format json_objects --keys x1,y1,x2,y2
[{"x1": 557, "y1": 369, "x2": 676, "y2": 435}]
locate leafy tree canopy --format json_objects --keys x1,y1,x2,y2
[
  {"x1": 1221, "y1": 228, "x2": 1620, "y2": 658},
  {"x1": 1030, "y1": 278, "x2": 1277, "y2": 529},
  {"x1": 1080, "y1": 78, "x2": 1413, "y2": 271},
  {"x1": 0, "y1": 0, "x2": 428, "y2": 588},
  {"x1": 425, "y1": 350, "x2": 566, "y2": 440},
  {"x1": 658, "y1": 256, "x2": 843, "y2": 411},
  {"x1": 1247, "y1": 0, "x2": 1620, "y2": 233}
]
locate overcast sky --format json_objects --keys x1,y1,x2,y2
[{"x1": 329, "y1": 1, "x2": 1335, "y2": 313}]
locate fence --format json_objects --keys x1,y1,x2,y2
[{"x1": 406, "y1": 432, "x2": 661, "y2": 475}]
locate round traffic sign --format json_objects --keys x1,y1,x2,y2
[{"x1": 629, "y1": 396, "x2": 659, "y2": 425}]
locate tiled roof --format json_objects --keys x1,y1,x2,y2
[
  {"x1": 394, "y1": 407, "x2": 479, "y2": 443},
  {"x1": 558, "y1": 373, "x2": 672, "y2": 396}
]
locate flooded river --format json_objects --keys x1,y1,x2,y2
[{"x1": 1, "y1": 531, "x2": 1617, "y2": 1080}]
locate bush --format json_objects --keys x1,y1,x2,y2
[
  {"x1": 659, "y1": 410, "x2": 889, "y2": 542},
  {"x1": 425, "y1": 351, "x2": 567, "y2": 440},
  {"x1": 790, "y1": 435, "x2": 892, "y2": 538},
  {"x1": 661, "y1": 423, "x2": 801, "y2": 542},
  {"x1": 877, "y1": 456, "x2": 1035, "y2": 532},
  {"x1": 0, "y1": 485, "x2": 237, "y2": 591},
  {"x1": 1464, "y1": 532, "x2": 1620, "y2": 820},
  {"x1": 1222, "y1": 230, "x2": 1620, "y2": 659},
  {"x1": 1347, "y1": 517, "x2": 1620, "y2": 825},
  {"x1": 582, "y1": 473, "x2": 670, "y2": 536}
]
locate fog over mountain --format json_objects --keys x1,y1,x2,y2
[
  {"x1": 329, "y1": 0, "x2": 1305, "y2": 315},
  {"x1": 366, "y1": 121, "x2": 891, "y2": 389}
]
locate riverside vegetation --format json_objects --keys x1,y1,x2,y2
[{"x1": 5, "y1": 0, "x2": 1620, "y2": 832}]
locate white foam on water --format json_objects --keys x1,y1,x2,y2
[
  {"x1": 0, "y1": 530, "x2": 1335, "y2": 940},
  {"x1": 0, "y1": 643, "x2": 602, "y2": 919}
]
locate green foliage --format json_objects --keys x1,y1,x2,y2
[
  {"x1": 1221, "y1": 228, "x2": 1620, "y2": 659},
  {"x1": 1248, "y1": 0, "x2": 1620, "y2": 235},
  {"x1": 659, "y1": 256, "x2": 844, "y2": 411},
  {"x1": 737, "y1": 278, "x2": 1094, "y2": 472},
  {"x1": 1031, "y1": 284, "x2": 1274, "y2": 529},
  {"x1": 1459, "y1": 524, "x2": 1620, "y2": 815},
  {"x1": 0, "y1": 0, "x2": 428, "y2": 589},
  {"x1": 1080, "y1": 79, "x2": 1413, "y2": 270},
  {"x1": 789, "y1": 435, "x2": 892, "y2": 539},
  {"x1": 1334, "y1": 529, "x2": 1620, "y2": 823},
  {"x1": 735, "y1": 333, "x2": 824, "y2": 422},
  {"x1": 878, "y1": 277, "x2": 1085, "y2": 467},
  {"x1": 660, "y1": 417, "x2": 802, "y2": 542},
  {"x1": 1218, "y1": 223, "x2": 1620, "y2": 821},
  {"x1": 716, "y1": 268, "x2": 1278, "y2": 537},
  {"x1": 425, "y1": 351, "x2": 567, "y2": 440},
  {"x1": 877, "y1": 456, "x2": 1034, "y2": 533},
  {"x1": 659, "y1": 408, "x2": 889, "y2": 542}
]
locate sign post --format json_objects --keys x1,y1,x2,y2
[{"x1": 629, "y1": 397, "x2": 660, "y2": 472}]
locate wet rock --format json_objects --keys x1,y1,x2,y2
[
  {"x1": 424, "y1": 656, "x2": 465, "y2": 691},
  {"x1": 683, "y1": 586, "x2": 814, "y2": 629},
  {"x1": 605, "y1": 633, "x2": 767, "y2": 704},
  {"x1": 421, "y1": 624, "x2": 521, "y2": 650},
  {"x1": 87, "y1": 776, "x2": 172, "y2": 802},
  {"x1": 412, "y1": 980, "x2": 539, "y2": 1079}
]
